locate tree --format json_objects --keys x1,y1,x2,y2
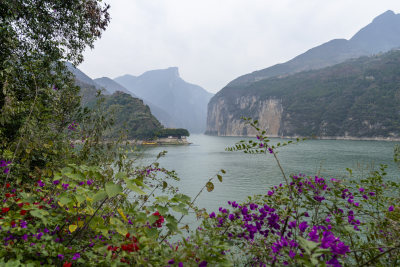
[
  {"x1": 0, "y1": 0, "x2": 110, "y2": 173},
  {"x1": 156, "y1": 128, "x2": 190, "y2": 138}
]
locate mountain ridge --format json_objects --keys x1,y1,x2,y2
[
  {"x1": 115, "y1": 67, "x2": 213, "y2": 133},
  {"x1": 207, "y1": 50, "x2": 400, "y2": 138},
  {"x1": 207, "y1": 10, "x2": 400, "y2": 138},
  {"x1": 226, "y1": 10, "x2": 400, "y2": 88}
]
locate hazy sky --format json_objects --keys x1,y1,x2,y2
[{"x1": 80, "y1": 0, "x2": 400, "y2": 93}]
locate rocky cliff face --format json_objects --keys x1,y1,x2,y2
[
  {"x1": 206, "y1": 50, "x2": 400, "y2": 138},
  {"x1": 206, "y1": 96, "x2": 283, "y2": 136}
]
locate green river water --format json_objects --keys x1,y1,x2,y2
[{"x1": 136, "y1": 134, "x2": 400, "y2": 213}]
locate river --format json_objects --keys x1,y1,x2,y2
[{"x1": 136, "y1": 134, "x2": 400, "y2": 212}]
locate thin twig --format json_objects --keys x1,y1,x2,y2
[{"x1": 359, "y1": 243, "x2": 400, "y2": 266}]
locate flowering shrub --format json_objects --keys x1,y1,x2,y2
[
  {"x1": 0, "y1": 158, "x2": 231, "y2": 266},
  {"x1": 199, "y1": 118, "x2": 400, "y2": 266}
]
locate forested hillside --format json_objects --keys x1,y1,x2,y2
[{"x1": 207, "y1": 50, "x2": 400, "y2": 138}]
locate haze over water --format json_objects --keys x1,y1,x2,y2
[{"x1": 138, "y1": 135, "x2": 399, "y2": 212}]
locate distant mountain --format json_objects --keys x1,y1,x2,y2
[
  {"x1": 65, "y1": 62, "x2": 105, "y2": 92},
  {"x1": 94, "y1": 77, "x2": 133, "y2": 95},
  {"x1": 93, "y1": 76, "x2": 175, "y2": 127},
  {"x1": 207, "y1": 50, "x2": 400, "y2": 138},
  {"x1": 228, "y1": 10, "x2": 400, "y2": 87},
  {"x1": 64, "y1": 64, "x2": 164, "y2": 139},
  {"x1": 115, "y1": 67, "x2": 213, "y2": 133}
]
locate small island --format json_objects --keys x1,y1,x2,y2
[{"x1": 142, "y1": 128, "x2": 191, "y2": 145}]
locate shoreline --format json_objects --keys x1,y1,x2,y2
[
  {"x1": 128, "y1": 138, "x2": 191, "y2": 146},
  {"x1": 72, "y1": 137, "x2": 191, "y2": 146},
  {"x1": 204, "y1": 134, "x2": 400, "y2": 142}
]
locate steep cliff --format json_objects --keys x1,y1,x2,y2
[
  {"x1": 206, "y1": 96, "x2": 283, "y2": 136},
  {"x1": 206, "y1": 50, "x2": 400, "y2": 138}
]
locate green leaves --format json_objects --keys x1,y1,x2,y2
[
  {"x1": 105, "y1": 182, "x2": 122, "y2": 198},
  {"x1": 206, "y1": 181, "x2": 214, "y2": 192},
  {"x1": 172, "y1": 204, "x2": 188, "y2": 215},
  {"x1": 92, "y1": 190, "x2": 107, "y2": 202},
  {"x1": 126, "y1": 180, "x2": 147, "y2": 195},
  {"x1": 58, "y1": 194, "x2": 72, "y2": 206}
]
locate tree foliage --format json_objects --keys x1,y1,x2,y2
[
  {"x1": 1, "y1": 1, "x2": 400, "y2": 266},
  {"x1": 156, "y1": 128, "x2": 190, "y2": 138},
  {"x1": 0, "y1": 0, "x2": 110, "y2": 172}
]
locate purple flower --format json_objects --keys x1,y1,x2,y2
[
  {"x1": 0, "y1": 160, "x2": 8, "y2": 167},
  {"x1": 199, "y1": 260, "x2": 207, "y2": 267},
  {"x1": 36, "y1": 232, "x2": 43, "y2": 240},
  {"x1": 369, "y1": 192, "x2": 375, "y2": 196},
  {"x1": 3, "y1": 168, "x2": 9, "y2": 174},
  {"x1": 228, "y1": 214, "x2": 235, "y2": 221},
  {"x1": 53, "y1": 180, "x2": 60, "y2": 185},
  {"x1": 87, "y1": 179, "x2": 94, "y2": 185},
  {"x1": 72, "y1": 253, "x2": 80, "y2": 260},
  {"x1": 314, "y1": 195, "x2": 325, "y2": 202},
  {"x1": 21, "y1": 234, "x2": 28, "y2": 241},
  {"x1": 179, "y1": 263, "x2": 183, "y2": 267},
  {"x1": 168, "y1": 259, "x2": 175, "y2": 264},
  {"x1": 37, "y1": 180, "x2": 45, "y2": 187},
  {"x1": 20, "y1": 220, "x2": 27, "y2": 229},
  {"x1": 359, "y1": 187, "x2": 365, "y2": 192},
  {"x1": 268, "y1": 147, "x2": 274, "y2": 154},
  {"x1": 209, "y1": 212, "x2": 216, "y2": 218},
  {"x1": 259, "y1": 143, "x2": 264, "y2": 148},
  {"x1": 289, "y1": 250, "x2": 296, "y2": 258},
  {"x1": 308, "y1": 227, "x2": 319, "y2": 242},
  {"x1": 249, "y1": 203, "x2": 258, "y2": 210},
  {"x1": 389, "y1": 206, "x2": 394, "y2": 212},
  {"x1": 62, "y1": 183, "x2": 69, "y2": 190},
  {"x1": 299, "y1": 221, "x2": 309, "y2": 232},
  {"x1": 58, "y1": 254, "x2": 64, "y2": 260},
  {"x1": 267, "y1": 191, "x2": 274, "y2": 196}
]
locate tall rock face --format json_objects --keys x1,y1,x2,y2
[
  {"x1": 207, "y1": 10, "x2": 400, "y2": 138},
  {"x1": 207, "y1": 50, "x2": 400, "y2": 138},
  {"x1": 115, "y1": 67, "x2": 213, "y2": 133},
  {"x1": 207, "y1": 96, "x2": 283, "y2": 136}
]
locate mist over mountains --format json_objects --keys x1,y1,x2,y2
[
  {"x1": 94, "y1": 77, "x2": 133, "y2": 95},
  {"x1": 115, "y1": 67, "x2": 213, "y2": 133},
  {"x1": 66, "y1": 63, "x2": 212, "y2": 134}
]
